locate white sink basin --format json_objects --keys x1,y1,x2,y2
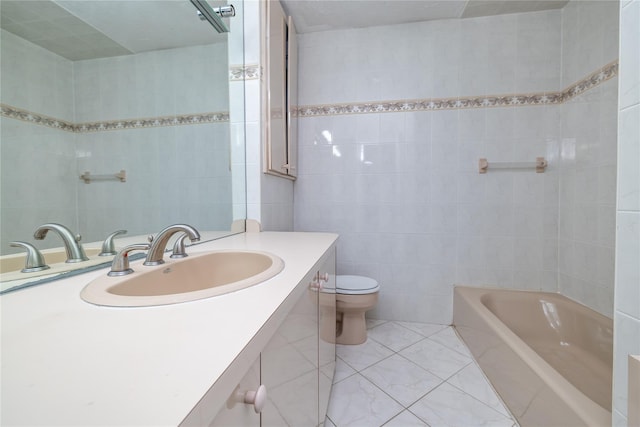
[{"x1": 80, "y1": 250, "x2": 284, "y2": 307}]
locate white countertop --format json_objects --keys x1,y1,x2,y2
[{"x1": 0, "y1": 232, "x2": 338, "y2": 426}]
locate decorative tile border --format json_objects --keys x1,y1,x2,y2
[
  {"x1": 296, "y1": 93, "x2": 564, "y2": 117},
  {"x1": 297, "y1": 60, "x2": 619, "y2": 117},
  {"x1": 75, "y1": 112, "x2": 229, "y2": 133},
  {"x1": 1, "y1": 61, "x2": 618, "y2": 130},
  {"x1": 0, "y1": 104, "x2": 228, "y2": 133},
  {"x1": 230, "y1": 64, "x2": 260, "y2": 81},
  {"x1": 563, "y1": 61, "x2": 618, "y2": 101},
  {"x1": 1, "y1": 62, "x2": 256, "y2": 132},
  {"x1": 0, "y1": 105, "x2": 76, "y2": 132}
]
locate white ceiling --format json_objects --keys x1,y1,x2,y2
[
  {"x1": 280, "y1": 0, "x2": 569, "y2": 33},
  {"x1": 55, "y1": 1, "x2": 228, "y2": 53},
  {"x1": 0, "y1": 0, "x2": 228, "y2": 61},
  {"x1": 0, "y1": 0, "x2": 569, "y2": 60}
]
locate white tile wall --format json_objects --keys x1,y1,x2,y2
[
  {"x1": 294, "y1": 10, "x2": 565, "y2": 324},
  {"x1": 230, "y1": 110, "x2": 247, "y2": 222},
  {"x1": 613, "y1": 0, "x2": 640, "y2": 424},
  {"x1": 229, "y1": 1, "x2": 247, "y2": 224},
  {"x1": 243, "y1": 0, "x2": 261, "y2": 66},
  {"x1": 72, "y1": 42, "x2": 232, "y2": 243},
  {"x1": 561, "y1": 0, "x2": 620, "y2": 89},
  {"x1": 558, "y1": 1, "x2": 620, "y2": 317},
  {"x1": 515, "y1": 10, "x2": 563, "y2": 93},
  {"x1": 75, "y1": 122, "x2": 232, "y2": 242},
  {"x1": 0, "y1": 117, "x2": 79, "y2": 252},
  {"x1": 0, "y1": 29, "x2": 75, "y2": 122},
  {"x1": 0, "y1": 30, "x2": 78, "y2": 253},
  {"x1": 244, "y1": 93, "x2": 263, "y2": 223},
  {"x1": 73, "y1": 42, "x2": 229, "y2": 123},
  {"x1": 620, "y1": 0, "x2": 640, "y2": 110},
  {"x1": 618, "y1": 99, "x2": 640, "y2": 211},
  {"x1": 260, "y1": 174, "x2": 294, "y2": 231},
  {"x1": 242, "y1": 1, "x2": 265, "y2": 226},
  {"x1": 297, "y1": 9, "x2": 561, "y2": 107}
]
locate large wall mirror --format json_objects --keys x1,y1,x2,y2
[{"x1": 0, "y1": 0, "x2": 246, "y2": 289}]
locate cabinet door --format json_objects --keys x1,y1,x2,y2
[
  {"x1": 261, "y1": 269, "x2": 319, "y2": 426},
  {"x1": 264, "y1": 0, "x2": 297, "y2": 179},
  {"x1": 208, "y1": 356, "x2": 261, "y2": 427},
  {"x1": 318, "y1": 249, "x2": 336, "y2": 423},
  {"x1": 265, "y1": 0, "x2": 288, "y2": 176}
]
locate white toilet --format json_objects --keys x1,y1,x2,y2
[{"x1": 335, "y1": 275, "x2": 380, "y2": 345}]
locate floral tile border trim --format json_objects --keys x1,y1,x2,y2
[
  {"x1": 230, "y1": 64, "x2": 260, "y2": 81},
  {"x1": 563, "y1": 60, "x2": 618, "y2": 101},
  {"x1": 75, "y1": 112, "x2": 229, "y2": 133},
  {"x1": 0, "y1": 104, "x2": 229, "y2": 133},
  {"x1": 2, "y1": 61, "x2": 617, "y2": 129},
  {"x1": 297, "y1": 61, "x2": 618, "y2": 117},
  {"x1": 0, "y1": 105, "x2": 76, "y2": 132}
]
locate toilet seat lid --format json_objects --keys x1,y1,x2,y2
[{"x1": 336, "y1": 275, "x2": 380, "y2": 295}]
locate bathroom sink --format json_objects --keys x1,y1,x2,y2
[{"x1": 80, "y1": 250, "x2": 285, "y2": 307}]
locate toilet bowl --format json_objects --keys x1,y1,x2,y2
[{"x1": 335, "y1": 275, "x2": 379, "y2": 345}]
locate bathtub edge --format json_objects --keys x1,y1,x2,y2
[{"x1": 453, "y1": 285, "x2": 611, "y2": 427}]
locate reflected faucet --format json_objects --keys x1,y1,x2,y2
[
  {"x1": 99, "y1": 229, "x2": 127, "y2": 256},
  {"x1": 143, "y1": 224, "x2": 200, "y2": 266},
  {"x1": 9, "y1": 241, "x2": 50, "y2": 272},
  {"x1": 33, "y1": 223, "x2": 89, "y2": 263}
]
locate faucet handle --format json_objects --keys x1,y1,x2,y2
[
  {"x1": 108, "y1": 243, "x2": 150, "y2": 277},
  {"x1": 9, "y1": 241, "x2": 50, "y2": 273},
  {"x1": 170, "y1": 233, "x2": 190, "y2": 259},
  {"x1": 99, "y1": 229, "x2": 128, "y2": 256}
]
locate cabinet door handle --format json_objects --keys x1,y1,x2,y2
[
  {"x1": 319, "y1": 272, "x2": 329, "y2": 283},
  {"x1": 309, "y1": 279, "x2": 323, "y2": 291},
  {"x1": 241, "y1": 384, "x2": 267, "y2": 413}
]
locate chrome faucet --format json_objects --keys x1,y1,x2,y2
[
  {"x1": 143, "y1": 224, "x2": 200, "y2": 266},
  {"x1": 33, "y1": 223, "x2": 89, "y2": 263},
  {"x1": 108, "y1": 243, "x2": 150, "y2": 276},
  {"x1": 99, "y1": 229, "x2": 127, "y2": 256},
  {"x1": 9, "y1": 241, "x2": 50, "y2": 272}
]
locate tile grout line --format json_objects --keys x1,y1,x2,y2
[{"x1": 329, "y1": 321, "x2": 518, "y2": 426}]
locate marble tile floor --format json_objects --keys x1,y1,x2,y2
[{"x1": 325, "y1": 320, "x2": 519, "y2": 427}]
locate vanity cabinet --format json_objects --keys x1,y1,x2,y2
[
  {"x1": 208, "y1": 247, "x2": 336, "y2": 427},
  {"x1": 2, "y1": 232, "x2": 339, "y2": 427},
  {"x1": 261, "y1": 266, "x2": 319, "y2": 426},
  {"x1": 209, "y1": 357, "x2": 261, "y2": 426},
  {"x1": 318, "y1": 254, "x2": 336, "y2": 423},
  {"x1": 262, "y1": 251, "x2": 336, "y2": 426},
  {"x1": 262, "y1": 0, "x2": 298, "y2": 179}
]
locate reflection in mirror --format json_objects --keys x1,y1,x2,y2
[{"x1": 0, "y1": 0, "x2": 246, "y2": 289}]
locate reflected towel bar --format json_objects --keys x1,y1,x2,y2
[
  {"x1": 80, "y1": 170, "x2": 126, "y2": 184},
  {"x1": 479, "y1": 157, "x2": 547, "y2": 174}
]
